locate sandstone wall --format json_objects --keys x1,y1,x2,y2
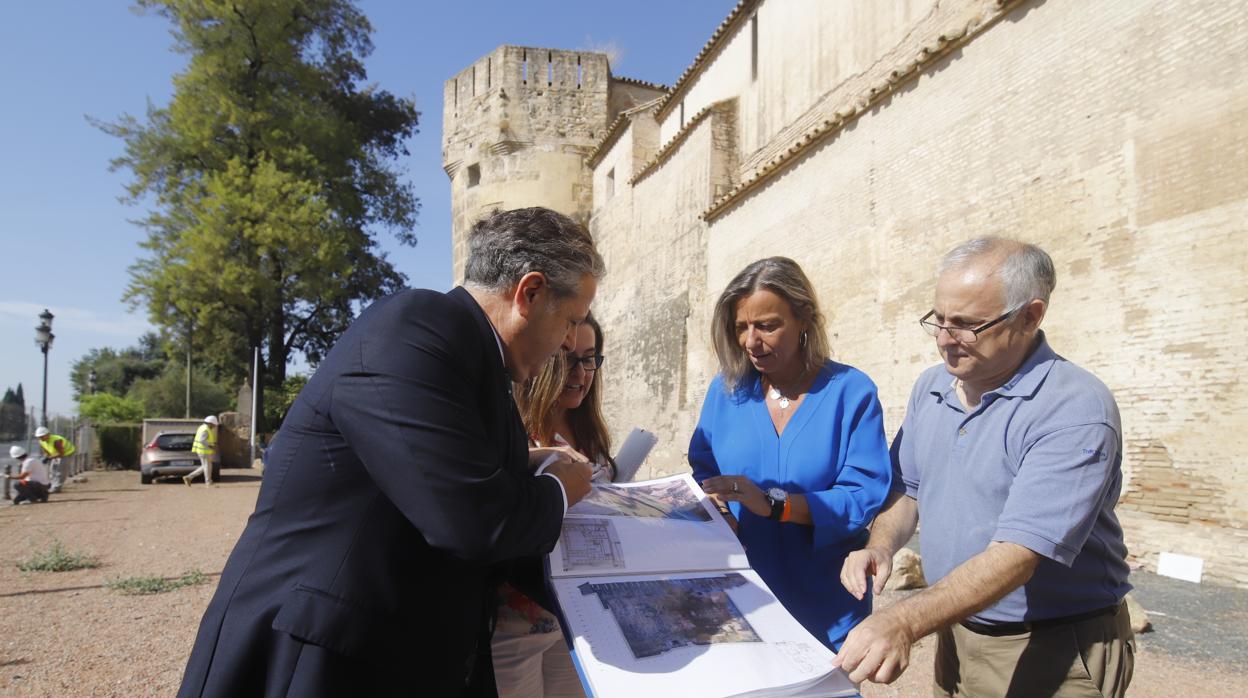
[
  {"x1": 443, "y1": 46, "x2": 612, "y2": 282},
  {"x1": 594, "y1": 0, "x2": 1246, "y2": 585},
  {"x1": 450, "y1": 0, "x2": 1248, "y2": 586},
  {"x1": 702, "y1": 0, "x2": 1248, "y2": 585}
]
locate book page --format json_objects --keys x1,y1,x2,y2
[
  {"x1": 552, "y1": 569, "x2": 856, "y2": 698},
  {"x1": 551, "y1": 474, "x2": 749, "y2": 577}
]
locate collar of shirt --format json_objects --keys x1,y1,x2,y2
[{"x1": 930, "y1": 330, "x2": 1059, "y2": 406}]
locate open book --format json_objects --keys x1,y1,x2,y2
[{"x1": 547, "y1": 473, "x2": 858, "y2": 698}]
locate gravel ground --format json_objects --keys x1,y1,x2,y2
[{"x1": 2, "y1": 470, "x2": 1246, "y2": 697}]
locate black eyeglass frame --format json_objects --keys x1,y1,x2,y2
[
  {"x1": 919, "y1": 306, "x2": 1022, "y2": 343},
  {"x1": 566, "y1": 353, "x2": 606, "y2": 372}
]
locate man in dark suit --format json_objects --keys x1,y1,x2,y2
[{"x1": 178, "y1": 207, "x2": 601, "y2": 697}]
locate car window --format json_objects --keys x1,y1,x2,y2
[{"x1": 156, "y1": 433, "x2": 196, "y2": 451}]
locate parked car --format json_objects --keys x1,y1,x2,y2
[{"x1": 139, "y1": 431, "x2": 218, "y2": 484}]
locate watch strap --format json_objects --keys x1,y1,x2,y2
[{"x1": 768, "y1": 493, "x2": 785, "y2": 521}]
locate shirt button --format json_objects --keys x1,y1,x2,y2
[{"x1": 958, "y1": 428, "x2": 968, "y2": 436}]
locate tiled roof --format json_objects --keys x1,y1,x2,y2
[
  {"x1": 611, "y1": 75, "x2": 671, "y2": 92},
  {"x1": 701, "y1": 0, "x2": 1020, "y2": 221},
  {"x1": 586, "y1": 97, "x2": 665, "y2": 169},
  {"x1": 629, "y1": 104, "x2": 717, "y2": 185},
  {"x1": 652, "y1": 0, "x2": 761, "y2": 120}
]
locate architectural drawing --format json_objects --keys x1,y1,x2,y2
[
  {"x1": 578, "y1": 573, "x2": 760, "y2": 658},
  {"x1": 561, "y1": 518, "x2": 627, "y2": 572}
]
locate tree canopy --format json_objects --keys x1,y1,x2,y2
[
  {"x1": 127, "y1": 364, "x2": 234, "y2": 419},
  {"x1": 78, "y1": 393, "x2": 146, "y2": 424},
  {"x1": 98, "y1": 0, "x2": 419, "y2": 418},
  {"x1": 71, "y1": 334, "x2": 236, "y2": 421},
  {"x1": 1, "y1": 384, "x2": 28, "y2": 441},
  {"x1": 70, "y1": 332, "x2": 165, "y2": 400}
]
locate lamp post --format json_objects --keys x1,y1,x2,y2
[{"x1": 34, "y1": 309, "x2": 54, "y2": 427}]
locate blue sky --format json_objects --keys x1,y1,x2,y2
[{"x1": 0, "y1": 0, "x2": 735, "y2": 417}]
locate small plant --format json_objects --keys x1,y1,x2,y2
[
  {"x1": 16, "y1": 540, "x2": 101, "y2": 572},
  {"x1": 106, "y1": 569, "x2": 208, "y2": 595}
]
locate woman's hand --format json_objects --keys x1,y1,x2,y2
[{"x1": 701, "y1": 475, "x2": 771, "y2": 518}]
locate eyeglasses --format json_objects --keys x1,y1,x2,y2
[
  {"x1": 919, "y1": 307, "x2": 1020, "y2": 344},
  {"x1": 566, "y1": 353, "x2": 605, "y2": 372}
]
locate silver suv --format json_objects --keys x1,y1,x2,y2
[{"x1": 140, "y1": 431, "x2": 218, "y2": 484}]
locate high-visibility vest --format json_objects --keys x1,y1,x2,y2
[
  {"x1": 39, "y1": 433, "x2": 76, "y2": 458},
  {"x1": 192, "y1": 423, "x2": 217, "y2": 456}
]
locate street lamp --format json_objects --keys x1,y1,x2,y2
[{"x1": 34, "y1": 309, "x2": 54, "y2": 426}]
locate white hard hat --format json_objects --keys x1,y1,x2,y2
[
  {"x1": 204, "y1": 415, "x2": 219, "y2": 425},
  {"x1": 35, "y1": 426, "x2": 50, "y2": 437},
  {"x1": 9, "y1": 445, "x2": 27, "y2": 459}
]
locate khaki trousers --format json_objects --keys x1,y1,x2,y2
[
  {"x1": 186, "y1": 453, "x2": 214, "y2": 485},
  {"x1": 934, "y1": 602, "x2": 1134, "y2": 698},
  {"x1": 491, "y1": 613, "x2": 586, "y2": 698}
]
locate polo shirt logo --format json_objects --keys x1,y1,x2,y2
[{"x1": 1082, "y1": 448, "x2": 1107, "y2": 460}]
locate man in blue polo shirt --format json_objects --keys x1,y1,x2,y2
[{"x1": 834, "y1": 237, "x2": 1133, "y2": 697}]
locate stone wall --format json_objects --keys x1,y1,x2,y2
[
  {"x1": 448, "y1": 0, "x2": 1248, "y2": 586},
  {"x1": 698, "y1": 0, "x2": 1247, "y2": 585},
  {"x1": 443, "y1": 46, "x2": 612, "y2": 281}
]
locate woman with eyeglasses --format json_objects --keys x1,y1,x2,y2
[
  {"x1": 492, "y1": 313, "x2": 613, "y2": 697},
  {"x1": 690, "y1": 257, "x2": 892, "y2": 653}
]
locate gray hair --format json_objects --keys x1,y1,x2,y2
[
  {"x1": 711, "y1": 257, "x2": 830, "y2": 393},
  {"x1": 939, "y1": 237, "x2": 1057, "y2": 311},
  {"x1": 464, "y1": 207, "x2": 605, "y2": 296}
]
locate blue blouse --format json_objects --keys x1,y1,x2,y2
[{"x1": 689, "y1": 361, "x2": 892, "y2": 650}]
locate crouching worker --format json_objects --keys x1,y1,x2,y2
[{"x1": 9, "y1": 445, "x2": 50, "y2": 504}]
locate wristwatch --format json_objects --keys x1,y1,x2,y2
[{"x1": 767, "y1": 487, "x2": 788, "y2": 521}]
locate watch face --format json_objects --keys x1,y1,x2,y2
[{"x1": 767, "y1": 487, "x2": 787, "y2": 501}]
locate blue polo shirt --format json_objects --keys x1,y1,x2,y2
[{"x1": 892, "y1": 332, "x2": 1131, "y2": 624}]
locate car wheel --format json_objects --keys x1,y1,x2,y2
[{"x1": 140, "y1": 472, "x2": 153, "y2": 485}]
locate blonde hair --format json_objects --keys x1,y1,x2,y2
[
  {"x1": 711, "y1": 257, "x2": 830, "y2": 393},
  {"x1": 517, "y1": 314, "x2": 616, "y2": 477}
]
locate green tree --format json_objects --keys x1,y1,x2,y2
[
  {"x1": 264, "y1": 374, "x2": 309, "y2": 428},
  {"x1": 79, "y1": 393, "x2": 146, "y2": 424},
  {"x1": 70, "y1": 333, "x2": 166, "y2": 399},
  {"x1": 98, "y1": 0, "x2": 419, "y2": 427},
  {"x1": 127, "y1": 365, "x2": 233, "y2": 419},
  {"x1": 0, "y1": 384, "x2": 28, "y2": 441}
]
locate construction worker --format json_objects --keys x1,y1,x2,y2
[
  {"x1": 9, "y1": 445, "x2": 50, "y2": 504},
  {"x1": 35, "y1": 426, "x2": 75, "y2": 494},
  {"x1": 184, "y1": 415, "x2": 218, "y2": 486}
]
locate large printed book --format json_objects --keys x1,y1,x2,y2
[{"x1": 547, "y1": 473, "x2": 858, "y2": 698}]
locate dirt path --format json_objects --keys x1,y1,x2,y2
[{"x1": 2, "y1": 471, "x2": 1245, "y2": 696}]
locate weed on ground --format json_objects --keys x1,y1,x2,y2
[
  {"x1": 106, "y1": 569, "x2": 208, "y2": 595},
  {"x1": 16, "y1": 539, "x2": 101, "y2": 572}
]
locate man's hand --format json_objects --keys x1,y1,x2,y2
[
  {"x1": 831, "y1": 610, "x2": 915, "y2": 685},
  {"x1": 543, "y1": 460, "x2": 594, "y2": 506},
  {"x1": 840, "y1": 546, "x2": 894, "y2": 600},
  {"x1": 528, "y1": 446, "x2": 588, "y2": 469}
]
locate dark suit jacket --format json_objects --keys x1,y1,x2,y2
[{"x1": 178, "y1": 287, "x2": 566, "y2": 697}]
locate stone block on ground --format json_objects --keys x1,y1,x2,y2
[
  {"x1": 1125, "y1": 593, "x2": 1151, "y2": 633},
  {"x1": 886, "y1": 548, "x2": 927, "y2": 591}
]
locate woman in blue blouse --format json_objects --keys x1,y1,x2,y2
[{"x1": 690, "y1": 256, "x2": 892, "y2": 651}]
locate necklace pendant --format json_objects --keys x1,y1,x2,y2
[{"x1": 768, "y1": 386, "x2": 790, "y2": 409}]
